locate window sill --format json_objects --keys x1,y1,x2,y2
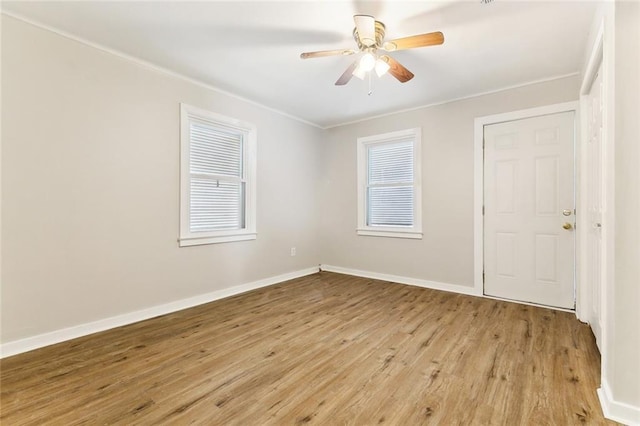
[
  {"x1": 179, "y1": 233, "x2": 256, "y2": 247},
  {"x1": 356, "y1": 229, "x2": 423, "y2": 239}
]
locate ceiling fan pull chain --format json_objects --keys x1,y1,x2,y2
[{"x1": 368, "y1": 70, "x2": 373, "y2": 96}]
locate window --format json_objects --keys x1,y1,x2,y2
[
  {"x1": 179, "y1": 104, "x2": 256, "y2": 246},
  {"x1": 357, "y1": 128, "x2": 422, "y2": 239}
]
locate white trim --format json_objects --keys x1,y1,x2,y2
[
  {"x1": 576, "y1": 91, "x2": 591, "y2": 324},
  {"x1": 598, "y1": 380, "x2": 640, "y2": 426},
  {"x1": 355, "y1": 229, "x2": 422, "y2": 239},
  {"x1": 596, "y1": 9, "x2": 617, "y2": 425},
  {"x1": 179, "y1": 233, "x2": 257, "y2": 246},
  {"x1": 179, "y1": 103, "x2": 257, "y2": 246},
  {"x1": 580, "y1": 24, "x2": 605, "y2": 96},
  {"x1": 325, "y1": 73, "x2": 580, "y2": 129},
  {"x1": 0, "y1": 267, "x2": 319, "y2": 359},
  {"x1": 320, "y1": 264, "x2": 482, "y2": 297},
  {"x1": 474, "y1": 101, "x2": 579, "y2": 128},
  {"x1": 0, "y1": 11, "x2": 322, "y2": 130},
  {"x1": 356, "y1": 128, "x2": 422, "y2": 239},
  {"x1": 577, "y1": 18, "x2": 605, "y2": 327},
  {"x1": 319, "y1": 265, "x2": 582, "y2": 313},
  {"x1": 482, "y1": 294, "x2": 576, "y2": 314},
  {"x1": 473, "y1": 101, "x2": 580, "y2": 300}
]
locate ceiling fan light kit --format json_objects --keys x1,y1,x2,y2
[
  {"x1": 300, "y1": 14, "x2": 444, "y2": 91},
  {"x1": 359, "y1": 52, "x2": 376, "y2": 72},
  {"x1": 352, "y1": 65, "x2": 367, "y2": 80},
  {"x1": 374, "y1": 58, "x2": 390, "y2": 77},
  {"x1": 352, "y1": 50, "x2": 389, "y2": 82}
]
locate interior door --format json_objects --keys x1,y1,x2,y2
[
  {"x1": 586, "y1": 64, "x2": 604, "y2": 350},
  {"x1": 484, "y1": 111, "x2": 575, "y2": 309}
]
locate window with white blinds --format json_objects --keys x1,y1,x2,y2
[
  {"x1": 357, "y1": 128, "x2": 422, "y2": 239},
  {"x1": 179, "y1": 104, "x2": 256, "y2": 246}
]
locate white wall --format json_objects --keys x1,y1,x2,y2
[
  {"x1": 319, "y1": 76, "x2": 580, "y2": 288},
  {"x1": 1, "y1": 15, "x2": 323, "y2": 344}
]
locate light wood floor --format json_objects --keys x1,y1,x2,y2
[{"x1": 1, "y1": 272, "x2": 614, "y2": 425}]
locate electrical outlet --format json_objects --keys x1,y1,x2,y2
[{"x1": 290, "y1": 247, "x2": 296, "y2": 256}]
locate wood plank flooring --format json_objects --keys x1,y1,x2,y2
[{"x1": 1, "y1": 272, "x2": 614, "y2": 425}]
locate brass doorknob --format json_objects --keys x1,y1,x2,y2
[{"x1": 563, "y1": 222, "x2": 573, "y2": 230}]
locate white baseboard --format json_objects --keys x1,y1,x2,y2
[
  {"x1": 0, "y1": 266, "x2": 319, "y2": 359},
  {"x1": 598, "y1": 380, "x2": 640, "y2": 425},
  {"x1": 320, "y1": 264, "x2": 482, "y2": 297}
]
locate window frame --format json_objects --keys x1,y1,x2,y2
[
  {"x1": 356, "y1": 127, "x2": 422, "y2": 239},
  {"x1": 179, "y1": 103, "x2": 257, "y2": 247}
]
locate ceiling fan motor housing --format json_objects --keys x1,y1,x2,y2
[{"x1": 353, "y1": 21, "x2": 386, "y2": 50}]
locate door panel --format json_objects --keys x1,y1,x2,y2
[
  {"x1": 535, "y1": 234, "x2": 558, "y2": 283},
  {"x1": 484, "y1": 111, "x2": 575, "y2": 309},
  {"x1": 535, "y1": 157, "x2": 560, "y2": 215},
  {"x1": 495, "y1": 161, "x2": 517, "y2": 213},
  {"x1": 496, "y1": 232, "x2": 517, "y2": 277}
]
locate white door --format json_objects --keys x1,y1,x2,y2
[
  {"x1": 586, "y1": 64, "x2": 604, "y2": 350},
  {"x1": 484, "y1": 111, "x2": 575, "y2": 309}
]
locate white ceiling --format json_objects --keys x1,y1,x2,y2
[{"x1": 2, "y1": 1, "x2": 598, "y2": 128}]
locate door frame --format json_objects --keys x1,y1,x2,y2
[
  {"x1": 578, "y1": 21, "x2": 609, "y2": 330},
  {"x1": 473, "y1": 101, "x2": 579, "y2": 308},
  {"x1": 578, "y1": 22, "x2": 605, "y2": 338}
]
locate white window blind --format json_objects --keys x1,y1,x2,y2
[
  {"x1": 180, "y1": 104, "x2": 256, "y2": 246},
  {"x1": 367, "y1": 140, "x2": 414, "y2": 227},
  {"x1": 357, "y1": 128, "x2": 422, "y2": 239},
  {"x1": 189, "y1": 122, "x2": 245, "y2": 232}
]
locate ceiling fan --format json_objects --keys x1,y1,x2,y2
[{"x1": 300, "y1": 15, "x2": 444, "y2": 86}]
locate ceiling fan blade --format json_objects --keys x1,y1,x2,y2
[
  {"x1": 382, "y1": 31, "x2": 444, "y2": 51},
  {"x1": 381, "y1": 55, "x2": 414, "y2": 83},
  {"x1": 300, "y1": 49, "x2": 356, "y2": 59},
  {"x1": 335, "y1": 60, "x2": 359, "y2": 86},
  {"x1": 354, "y1": 14, "x2": 376, "y2": 47}
]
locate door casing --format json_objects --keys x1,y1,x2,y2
[
  {"x1": 474, "y1": 101, "x2": 580, "y2": 311},
  {"x1": 582, "y1": 63, "x2": 604, "y2": 351}
]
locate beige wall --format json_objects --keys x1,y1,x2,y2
[
  {"x1": 1, "y1": 16, "x2": 323, "y2": 342},
  {"x1": 578, "y1": 2, "x2": 640, "y2": 420},
  {"x1": 319, "y1": 76, "x2": 580, "y2": 287},
  {"x1": 612, "y1": 0, "x2": 640, "y2": 411},
  {"x1": 2, "y1": 9, "x2": 638, "y2": 420}
]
